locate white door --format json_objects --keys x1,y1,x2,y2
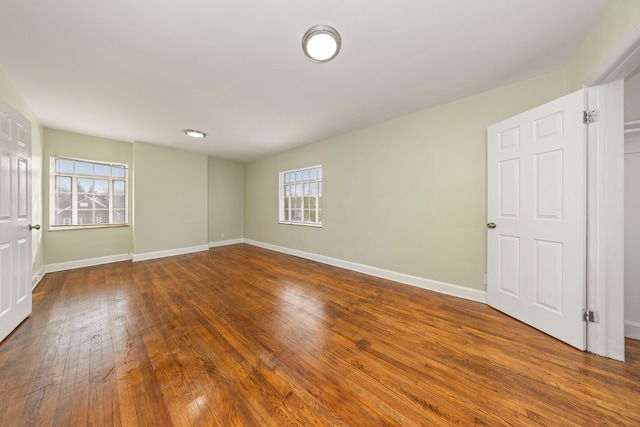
[
  {"x1": 0, "y1": 99, "x2": 32, "y2": 343},
  {"x1": 487, "y1": 90, "x2": 586, "y2": 350}
]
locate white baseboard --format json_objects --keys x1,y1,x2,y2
[
  {"x1": 39, "y1": 238, "x2": 487, "y2": 305},
  {"x1": 209, "y1": 238, "x2": 245, "y2": 248},
  {"x1": 45, "y1": 253, "x2": 132, "y2": 274},
  {"x1": 625, "y1": 320, "x2": 640, "y2": 340},
  {"x1": 32, "y1": 266, "x2": 46, "y2": 290},
  {"x1": 244, "y1": 239, "x2": 487, "y2": 304},
  {"x1": 132, "y1": 244, "x2": 209, "y2": 262}
]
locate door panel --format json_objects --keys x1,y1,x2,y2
[
  {"x1": 0, "y1": 99, "x2": 32, "y2": 343},
  {"x1": 498, "y1": 235, "x2": 520, "y2": 296},
  {"x1": 534, "y1": 150, "x2": 563, "y2": 219},
  {"x1": 499, "y1": 158, "x2": 520, "y2": 217},
  {"x1": 487, "y1": 90, "x2": 586, "y2": 350},
  {"x1": 534, "y1": 239, "x2": 563, "y2": 313}
]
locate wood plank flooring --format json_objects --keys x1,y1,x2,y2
[{"x1": 0, "y1": 243, "x2": 639, "y2": 426}]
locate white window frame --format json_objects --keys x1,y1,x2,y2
[
  {"x1": 279, "y1": 165, "x2": 322, "y2": 227},
  {"x1": 49, "y1": 156, "x2": 129, "y2": 230}
]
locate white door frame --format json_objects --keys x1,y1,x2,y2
[{"x1": 583, "y1": 23, "x2": 640, "y2": 360}]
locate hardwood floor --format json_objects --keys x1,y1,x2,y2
[{"x1": 0, "y1": 244, "x2": 639, "y2": 426}]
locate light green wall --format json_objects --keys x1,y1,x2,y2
[
  {"x1": 133, "y1": 141, "x2": 208, "y2": 255},
  {"x1": 208, "y1": 156, "x2": 244, "y2": 243},
  {"x1": 43, "y1": 128, "x2": 133, "y2": 264},
  {"x1": 43, "y1": 132, "x2": 228, "y2": 263},
  {"x1": 245, "y1": 0, "x2": 640, "y2": 291},
  {"x1": 0, "y1": 70, "x2": 44, "y2": 278},
  {"x1": 245, "y1": 71, "x2": 568, "y2": 290},
  {"x1": 566, "y1": 0, "x2": 640, "y2": 89}
]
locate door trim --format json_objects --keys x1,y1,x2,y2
[
  {"x1": 583, "y1": 22, "x2": 640, "y2": 361},
  {"x1": 585, "y1": 82, "x2": 625, "y2": 361}
]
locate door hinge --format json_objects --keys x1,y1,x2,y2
[
  {"x1": 582, "y1": 309, "x2": 599, "y2": 323},
  {"x1": 583, "y1": 110, "x2": 598, "y2": 124}
]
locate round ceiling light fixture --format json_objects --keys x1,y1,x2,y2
[
  {"x1": 302, "y1": 25, "x2": 341, "y2": 63},
  {"x1": 184, "y1": 129, "x2": 206, "y2": 138}
]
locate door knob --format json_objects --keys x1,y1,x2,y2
[
  {"x1": 28, "y1": 224, "x2": 41, "y2": 230},
  {"x1": 487, "y1": 222, "x2": 496, "y2": 229}
]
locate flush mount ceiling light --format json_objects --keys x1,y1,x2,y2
[
  {"x1": 302, "y1": 25, "x2": 341, "y2": 63},
  {"x1": 184, "y1": 129, "x2": 206, "y2": 138}
]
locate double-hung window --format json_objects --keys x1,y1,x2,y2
[
  {"x1": 279, "y1": 165, "x2": 322, "y2": 226},
  {"x1": 50, "y1": 156, "x2": 128, "y2": 229}
]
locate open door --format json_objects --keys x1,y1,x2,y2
[
  {"x1": 0, "y1": 99, "x2": 33, "y2": 343},
  {"x1": 487, "y1": 90, "x2": 586, "y2": 350}
]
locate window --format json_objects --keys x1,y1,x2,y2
[
  {"x1": 50, "y1": 156, "x2": 128, "y2": 229},
  {"x1": 279, "y1": 165, "x2": 322, "y2": 226}
]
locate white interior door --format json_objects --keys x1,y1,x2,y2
[
  {"x1": 0, "y1": 99, "x2": 32, "y2": 343},
  {"x1": 487, "y1": 89, "x2": 586, "y2": 350}
]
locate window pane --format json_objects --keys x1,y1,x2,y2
[
  {"x1": 310, "y1": 210, "x2": 316, "y2": 222},
  {"x1": 113, "y1": 210, "x2": 126, "y2": 224},
  {"x1": 94, "y1": 210, "x2": 109, "y2": 224},
  {"x1": 293, "y1": 209, "x2": 302, "y2": 221},
  {"x1": 78, "y1": 198, "x2": 92, "y2": 209},
  {"x1": 304, "y1": 183, "x2": 310, "y2": 196},
  {"x1": 95, "y1": 194, "x2": 109, "y2": 209},
  {"x1": 56, "y1": 176, "x2": 71, "y2": 192},
  {"x1": 112, "y1": 166, "x2": 125, "y2": 178},
  {"x1": 284, "y1": 173, "x2": 290, "y2": 183},
  {"x1": 309, "y1": 197, "x2": 316, "y2": 209},
  {"x1": 56, "y1": 211, "x2": 72, "y2": 225},
  {"x1": 93, "y1": 211, "x2": 103, "y2": 224},
  {"x1": 304, "y1": 210, "x2": 310, "y2": 221},
  {"x1": 114, "y1": 180, "x2": 125, "y2": 194},
  {"x1": 303, "y1": 169, "x2": 310, "y2": 181},
  {"x1": 310, "y1": 168, "x2": 317, "y2": 180},
  {"x1": 284, "y1": 184, "x2": 290, "y2": 197},
  {"x1": 56, "y1": 159, "x2": 74, "y2": 173},
  {"x1": 78, "y1": 210, "x2": 92, "y2": 224},
  {"x1": 55, "y1": 195, "x2": 72, "y2": 210},
  {"x1": 317, "y1": 168, "x2": 322, "y2": 179},
  {"x1": 78, "y1": 178, "x2": 93, "y2": 193},
  {"x1": 113, "y1": 195, "x2": 126, "y2": 209},
  {"x1": 94, "y1": 164, "x2": 110, "y2": 176},
  {"x1": 310, "y1": 182, "x2": 317, "y2": 196},
  {"x1": 296, "y1": 171, "x2": 302, "y2": 182},
  {"x1": 94, "y1": 179, "x2": 108, "y2": 194},
  {"x1": 75, "y1": 161, "x2": 93, "y2": 175},
  {"x1": 295, "y1": 184, "x2": 302, "y2": 196},
  {"x1": 284, "y1": 198, "x2": 289, "y2": 210}
]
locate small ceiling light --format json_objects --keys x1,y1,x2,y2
[
  {"x1": 302, "y1": 25, "x2": 341, "y2": 63},
  {"x1": 184, "y1": 129, "x2": 206, "y2": 138}
]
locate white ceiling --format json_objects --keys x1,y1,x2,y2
[{"x1": 0, "y1": 0, "x2": 609, "y2": 161}]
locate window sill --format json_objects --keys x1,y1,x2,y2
[
  {"x1": 278, "y1": 221, "x2": 322, "y2": 228},
  {"x1": 48, "y1": 224, "x2": 130, "y2": 232}
]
